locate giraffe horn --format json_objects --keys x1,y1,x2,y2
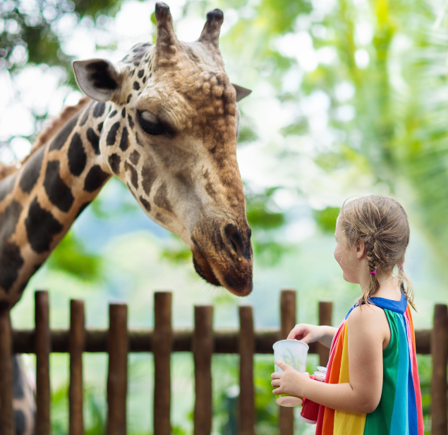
[
  {"x1": 198, "y1": 9, "x2": 224, "y2": 48},
  {"x1": 154, "y1": 2, "x2": 179, "y2": 65}
]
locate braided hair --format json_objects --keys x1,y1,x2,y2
[{"x1": 339, "y1": 195, "x2": 415, "y2": 310}]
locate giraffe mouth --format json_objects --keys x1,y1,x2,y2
[
  {"x1": 192, "y1": 253, "x2": 221, "y2": 287},
  {"x1": 191, "y1": 238, "x2": 253, "y2": 297}
]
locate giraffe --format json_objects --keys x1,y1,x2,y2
[{"x1": 0, "y1": 3, "x2": 253, "y2": 433}]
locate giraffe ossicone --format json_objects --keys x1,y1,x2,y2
[{"x1": 0, "y1": 2, "x2": 254, "y2": 309}]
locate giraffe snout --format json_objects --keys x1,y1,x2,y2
[
  {"x1": 224, "y1": 224, "x2": 251, "y2": 260},
  {"x1": 191, "y1": 223, "x2": 253, "y2": 296}
]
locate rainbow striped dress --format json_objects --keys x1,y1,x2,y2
[{"x1": 315, "y1": 293, "x2": 424, "y2": 435}]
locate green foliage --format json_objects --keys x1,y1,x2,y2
[
  {"x1": 47, "y1": 232, "x2": 102, "y2": 281},
  {"x1": 84, "y1": 390, "x2": 106, "y2": 435},
  {"x1": 160, "y1": 236, "x2": 192, "y2": 264},
  {"x1": 416, "y1": 355, "x2": 433, "y2": 434},
  {"x1": 253, "y1": 356, "x2": 279, "y2": 433},
  {"x1": 314, "y1": 207, "x2": 340, "y2": 234},
  {"x1": 245, "y1": 187, "x2": 285, "y2": 231},
  {"x1": 246, "y1": 187, "x2": 289, "y2": 264},
  {"x1": 50, "y1": 384, "x2": 106, "y2": 435},
  {"x1": 0, "y1": 0, "x2": 120, "y2": 72},
  {"x1": 88, "y1": 179, "x2": 139, "y2": 220},
  {"x1": 252, "y1": 240, "x2": 293, "y2": 265},
  {"x1": 213, "y1": 355, "x2": 279, "y2": 434},
  {"x1": 280, "y1": 118, "x2": 308, "y2": 137},
  {"x1": 50, "y1": 384, "x2": 69, "y2": 435},
  {"x1": 238, "y1": 124, "x2": 259, "y2": 144}
]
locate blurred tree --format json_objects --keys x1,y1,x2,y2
[
  {"x1": 1, "y1": 0, "x2": 119, "y2": 71},
  {"x1": 46, "y1": 232, "x2": 102, "y2": 280},
  {"x1": 314, "y1": 207, "x2": 340, "y2": 234}
]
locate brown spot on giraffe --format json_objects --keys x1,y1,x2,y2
[{"x1": 154, "y1": 183, "x2": 172, "y2": 213}]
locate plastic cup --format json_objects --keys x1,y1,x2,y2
[{"x1": 273, "y1": 339, "x2": 309, "y2": 407}]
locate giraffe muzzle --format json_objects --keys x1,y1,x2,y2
[{"x1": 191, "y1": 225, "x2": 253, "y2": 296}]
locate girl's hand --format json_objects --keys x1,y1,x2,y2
[
  {"x1": 287, "y1": 323, "x2": 323, "y2": 344},
  {"x1": 271, "y1": 360, "x2": 310, "y2": 397}
]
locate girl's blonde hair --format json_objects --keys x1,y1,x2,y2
[{"x1": 339, "y1": 195, "x2": 415, "y2": 309}]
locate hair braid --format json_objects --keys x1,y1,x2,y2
[
  {"x1": 396, "y1": 264, "x2": 416, "y2": 310},
  {"x1": 364, "y1": 237, "x2": 380, "y2": 301}
]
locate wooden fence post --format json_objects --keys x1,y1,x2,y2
[
  {"x1": 106, "y1": 304, "x2": 128, "y2": 435},
  {"x1": 193, "y1": 306, "x2": 213, "y2": 435},
  {"x1": 279, "y1": 290, "x2": 296, "y2": 435},
  {"x1": 431, "y1": 304, "x2": 448, "y2": 435},
  {"x1": 35, "y1": 291, "x2": 51, "y2": 435},
  {"x1": 0, "y1": 302, "x2": 14, "y2": 435},
  {"x1": 317, "y1": 302, "x2": 332, "y2": 366},
  {"x1": 69, "y1": 300, "x2": 85, "y2": 435},
  {"x1": 153, "y1": 292, "x2": 172, "y2": 435},
  {"x1": 238, "y1": 306, "x2": 255, "y2": 435}
]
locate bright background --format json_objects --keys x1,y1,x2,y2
[{"x1": 1, "y1": 0, "x2": 448, "y2": 433}]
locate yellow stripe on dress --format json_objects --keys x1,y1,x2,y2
[{"x1": 334, "y1": 321, "x2": 366, "y2": 435}]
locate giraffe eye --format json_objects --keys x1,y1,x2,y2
[{"x1": 137, "y1": 110, "x2": 164, "y2": 135}]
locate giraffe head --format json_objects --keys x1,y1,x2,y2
[{"x1": 73, "y1": 3, "x2": 253, "y2": 296}]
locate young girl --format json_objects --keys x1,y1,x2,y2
[{"x1": 271, "y1": 195, "x2": 424, "y2": 434}]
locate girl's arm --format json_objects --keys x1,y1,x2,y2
[
  {"x1": 273, "y1": 305, "x2": 389, "y2": 414},
  {"x1": 287, "y1": 324, "x2": 337, "y2": 348},
  {"x1": 317, "y1": 325, "x2": 337, "y2": 348}
]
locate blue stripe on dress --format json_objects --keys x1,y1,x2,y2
[{"x1": 370, "y1": 293, "x2": 407, "y2": 314}]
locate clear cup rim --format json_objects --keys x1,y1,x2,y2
[{"x1": 272, "y1": 339, "x2": 309, "y2": 350}]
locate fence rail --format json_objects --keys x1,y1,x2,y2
[
  {"x1": 0, "y1": 289, "x2": 446, "y2": 435},
  {"x1": 10, "y1": 326, "x2": 433, "y2": 354}
]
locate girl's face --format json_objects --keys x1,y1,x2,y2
[{"x1": 334, "y1": 216, "x2": 361, "y2": 284}]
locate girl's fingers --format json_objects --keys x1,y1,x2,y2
[
  {"x1": 272, "y1": 387, "x2": 281, "y2": 395},
  {"x1": 288, "y1": 324, "x2": 309, "y2": 340},
  {"x1": 271, "y1": 372, "x2": 281, "y2": 379},
  {"x1": 275, "y1": 360, "x2": 289, "y2": 370},
  {"x1": 287, "y1": 326, "x2": 304, "y2": 340},
  {"x1": 271, "y1": 379, "x2": 280, "y2": 387}
]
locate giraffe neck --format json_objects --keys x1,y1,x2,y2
[{"x1": 0, "y1": 100, "x2": 113, "y2": 306}]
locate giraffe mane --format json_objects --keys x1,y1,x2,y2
[{"x1": 0, "y1": 96, "x2": 91, "y2": 181}]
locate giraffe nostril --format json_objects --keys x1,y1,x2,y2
[{"x1": 224, "y1": 224, "x2": 245, "y2": 257}]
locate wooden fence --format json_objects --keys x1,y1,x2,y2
[{"x1": 0, "y1": 290, "x2": 447, "y2": 435}]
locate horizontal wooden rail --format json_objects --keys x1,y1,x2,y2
[{"x1": 11, "y1": 327, "x2": 432, "y2": 355}]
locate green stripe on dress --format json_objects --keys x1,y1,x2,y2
[
  {"x1": 389, "y1": 312, "x2": 410, "y2": 434},
  {"x1": 364, "y1": 309, "x2": 399, "y2": 434}
]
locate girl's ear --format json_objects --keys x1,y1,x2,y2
[{"x1": 356, "y1": 239, "x2": 366, "y2": 259}]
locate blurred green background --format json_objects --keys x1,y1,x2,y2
[{"x1": 1, "y1": 0, "x2": 447, "y2": 433}]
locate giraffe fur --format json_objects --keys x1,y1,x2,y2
[{"x1": 0, "y1": 3, "x2": 253, "y2": 433}]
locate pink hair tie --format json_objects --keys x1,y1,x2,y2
[
  {"x1": 369, "y1": 270, "x2": 377, "y2": 275},
  {"x1": 398, "y1": 264, "x2": 404, "y2": 269}
]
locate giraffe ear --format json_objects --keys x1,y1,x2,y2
[
  {"x1": 232, "y1": 84, "x2": 252, "y2": 102},
  {"x1": 73, "y1": 59, "x2": 123, "y2": 103}
]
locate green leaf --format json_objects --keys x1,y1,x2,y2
[
  {"x1": 47, "y1": 232, "x2": 102, "y2": 281},
  {"x1": 314, "y1": 207, "x2": 340, "y2": 234}
]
